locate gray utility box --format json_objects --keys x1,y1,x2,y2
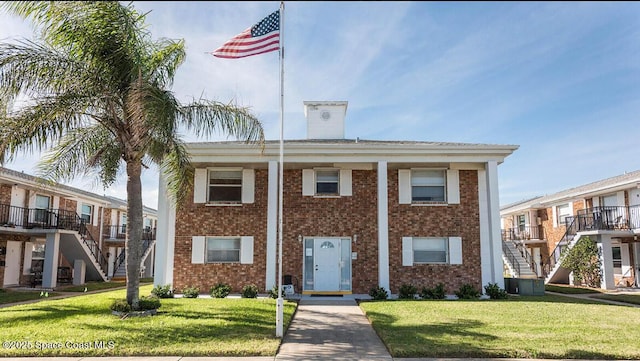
[{"x1": 504, "y1": 278, "x2": 545, "y2": 296}]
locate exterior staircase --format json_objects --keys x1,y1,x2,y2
[
  {"x1": 111, "y1": 239, "x2": 155, "y2": 280},
  {"x1": 502, "y1": 240, "x2": 539, "y2": 279}
]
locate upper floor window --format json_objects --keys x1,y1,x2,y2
[
  {"x1": 517, "y1": 214, "x2": 526, "y2": 232},
  {"x1": 315, "y1": 170, "x2": 339, "y2": 195},
  {"x1": 34, "y1": 195, "x2": 51, "y2": 223},
  {"x1": 209, "y1": 170, "x2": 242, "y2": 203},
  {"x1": 557, "y1": 204, "x2": 571, "y2": 226},
  {"x1": 411, "y1": 170, "x2": 446, "y2": 202},
  {"x1": 81, "y1": 204, "x2": 93, "y2": 224}
]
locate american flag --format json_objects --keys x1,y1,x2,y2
[{"x1": 212, "y1": 10, "x2": 280, "y2": 59}]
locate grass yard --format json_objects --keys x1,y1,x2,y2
[
  {"x1": 592, "y1": 293, "x2": 640, "y2": 306},
  {"x1": 0, "y1": 284, "x2": 297, "y2": 357},
  {"x1": 0, "y1": 289, "x2": 59, "y2": 305},
  {"x1": 360, "y1": 295, "x2": 640, "y2": 359}
]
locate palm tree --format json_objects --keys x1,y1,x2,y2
[{"x1": 0, "y1": 1, "x2": 264, "y2": 309}]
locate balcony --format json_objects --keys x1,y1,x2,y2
[
  {"x1": 0, "y1": 203, "x2": 83, "y2": 231},
  {"x1": 102, "y1": 225, "x2": 156, "y2": 241},
  {"x1": 569, "y1": 205, "x2": 640, "y2": 232},
  {"x1": 501, "y1": 225, "x2": 544, "y2": 242}
]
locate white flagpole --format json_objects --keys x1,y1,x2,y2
[{"x1": 275, "y1": 0, "x2": 285, "y2": 339}]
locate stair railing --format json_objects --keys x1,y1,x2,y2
[
  {"x1": 502, "y1": 241, "x2": 521, "y2": 277},
  {"x1": 514, "y1": 242, "x2": 539, "y2": 276},
  {"x1": 541, "y1": 216, "x2": 578, "y2": 279}
]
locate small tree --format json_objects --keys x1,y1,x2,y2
[{"x1": 561, "y1": 236, "x2": 602, "y2": 288}]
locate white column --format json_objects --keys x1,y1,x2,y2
[
  {"x1": 598, "y1": 235, "x2": 615, "y2": 290},
  {"x1": 107, "y1": 246, "x2": 115, "y2": 277},
  {"x1": 479, "y1": 162, "x2": 504, "y2": 290},
  {"x1": 42, "y1": 233, "x2": 60, "y2": 289},
  {"x1": 377, "y1": 161, "x2": 390, "y2": 292},
  {"x1": 265, "y1": 161, "x2": 278, "y2": 290},
  {"x1": 153, "y1": 172, "x2": 176, "y2": 287},
  {"x1": 73, "y1": 259, "x2": 86, "y2": 285},
  {"x1": 633, "y1": 242, "x2": 640, "y2": 287}
]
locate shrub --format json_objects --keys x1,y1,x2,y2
[
  {"x1": 110, "y1": 299, "x2": 131, "y2": 313},
  {"x1": 267, "y1": 285, "x2": 285, "y2": 299},
  {"x1": 182, "y1": 285, "x2": 200, "y2": 298},
  {"x1": 484, "y1": 283, "x2": 509, "y2": 299},
  {"x1": 561, "y1": 236, "x2": 602, "y2": 288},
  {"x1": 398, "y1": 283, "x2": 417, "y2": 299},
  {"x1": 210, "y1": 283, "x2": 232, "y2": 298},
  {"x1": 241, "y1": 284, "x2": 259, "y2": 298},
  {"x1": 420, "y1": 283, "x2": 446, "y2": 299},
  {"x1": 368, "y1": 286, "x2": 388, "y2": 300},
  {"x1": 151, "y1": 284, "x2": 174, "y2": 298},
  {"x1": 137, "y1": 295, "x2": 161, "y2": 310},
  {"x1": 455, "y1": 283, "x2": 480, "y2": 299}
]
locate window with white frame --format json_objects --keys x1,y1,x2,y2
[
  {"x1": 81, "y1": 204, "x2": 92, "y2": 224},
  {"x1": 31, "y1": 243, "x2": 45, "y2": 272},
  {"x1": 411, "y1": 170, "x2": 446, "y2": 202},
  {"x1": 413, "y1": 237, "x2": 448, "y2": 264},
  {"x1": 206, "y1": 237, "x2": 240, "y2": 263},
  {"x1": 209, "y1": 170, "x2": 242, "y2": 202},
  {"x1": 556, "y1": 204, "x2": 571, "y2": 226},
  {"x1": 34, "y1": 194, "x2": 51, "y2": 223},
  {"x1": 517, "y1": 214, "x2": 526, "y2": 232},
  {"x1": 315, "y1": 169, "x2": 339, "y2": 195},
  {"x1": 612, "y1": 246, "x2": 622, "y2": 274}
]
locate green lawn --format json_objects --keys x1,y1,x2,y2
[
  {"x1": 545, "y1": 284, "x2": 603, "y2": 294},
  {"x1": 0, "y1": 289, "x2": 59, "y2": 305},
  {"x1": 360, "y1": 295, "x2": 640, "y2": 359},
  {"x1": 0, "y1": 285, "x2": 297, "y2": 357},
  {"x1": 592, "y1": 293, "x2": 640, "y2": 306}
]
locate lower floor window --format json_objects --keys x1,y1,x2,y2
[
  {"x1": 413, "y1": 237, "x2": 448, "y2": 263},
  {"x1": 207, "y1": 238, "x2": 240, "y2": 263}
]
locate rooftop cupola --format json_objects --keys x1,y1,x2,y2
[{"x1": 303, "y1": 101, "x2": 348, "y2": 139}]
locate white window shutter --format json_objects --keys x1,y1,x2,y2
[
  {"x1": 398, "y1": 170, "x2": 411, "y2": 204},
  {"x1": 93, "y1": 205, "x2": 99, "y2": 226},
  {"x1": 240, "y1": 236, "x2": 254, "y2": 264},
  {"x1": 191, "y1": 236, "x2": 205, "y2": 264},
  {"x1": 340, "y1": 169, "x2": 352, "y2": 196},
  {"x1": 449, "y1": 236, "x2": 463, "y2": 265},
  {"x1": 302, "y1": 169, "x2": 315, "y2": 196},
  {"x1": 402, "y1": 237, "x2": 413, "y2": 266},
  {"x1": 242, "y1": 169, "x2": 255, "y2": 204},
  {"x1": 193, "y1": 169, "x2": 207, "y2": 203},
  {"x1": 552, "y1": 206, "x2": 558, "y2": 228},
  {"x1": 446, "y1": 169, "x2": 460, "y2": 204}
]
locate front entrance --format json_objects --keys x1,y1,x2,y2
[
  {"x1": 3, "y1": 241, "x2": 21, "y2": 286},
  {"x1": 303, "y1": 237, "x2": 352, "y2": 293}
]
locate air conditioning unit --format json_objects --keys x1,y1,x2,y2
[{"x1": 282, "y1": 284, "x2": 294, "y2": 295}]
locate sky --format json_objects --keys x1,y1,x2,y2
[{"x1": 0, "y1": 1, "x2": 638, "y2": 210}]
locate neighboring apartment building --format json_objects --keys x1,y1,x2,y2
[
  {"x1": 154, "y1": 101, "x2": 518, "y2": 295},
  {"x1": 500, "y1": 170, "x2": 640, "y2": 289},
  {"x1": 0, "y1": 167, "x2": 157, "y2": 289}
]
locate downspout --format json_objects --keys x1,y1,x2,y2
[{"x1": 98, "y1": 203, "x2": 105, "y2": 250}]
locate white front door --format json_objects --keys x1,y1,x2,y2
[
  {"x1": 3, "y1": 241, "x2": 21, "y2": 286},
  {"x1": 313, "y1": 238, "x2": 341, "y2": 291}
]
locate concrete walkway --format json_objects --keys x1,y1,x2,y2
[{"x1": 275, "y1": 298, "x2": 392, "y2": 361}]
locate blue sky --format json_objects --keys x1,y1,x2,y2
[{"x1": 0, "y1": 1, "x2": 638, "y2": 210}]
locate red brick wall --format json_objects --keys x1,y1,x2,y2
[
  {"x1": 59, "y1": 197, "x2": 77, "y2": 213},
  {"x1": 172, "y1": 170, "x2": 269, "y2": 293},
  {"x1": 541, "y1": 207, "x2": 565, "y2": 256},
  {"x1": 388, "y1": 170, "x2": 481, "y2": 294},
  {"x1": 0, "y1": 185, "x2": 11, "y2": 206},
  {"x1": 172, "y1": 168, "x2": 485, "y2": 295}
]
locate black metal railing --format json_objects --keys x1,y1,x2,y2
[
  {"x1": 103, "y1": 225, "x2": 156, "y2": 241},
  {"x1": 112, "y1": 238, "x2": 155, "y2": 277},
  {"x1": 541, "y1": 216, "x2": 578, "y2": 279},
  {"x1": 0, "y1": 203, "x2": 109, "y2": 277},
  {"x1": 514, "y1": 242, "x2": 539, "y2": 276},
  {"x1": 502, "y1": 241, "x2": 521, "y2": 277},
  {"x1": 501, "y1": 225, "x2": 544, "y2": 241}
]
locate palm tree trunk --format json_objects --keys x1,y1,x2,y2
[{"x1": 125, "y1": 160, "x2": 143, "y2": 309}]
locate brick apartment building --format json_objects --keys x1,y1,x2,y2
[{"x1": 154, "y1": 101, "x2": 518, "y2": 295}]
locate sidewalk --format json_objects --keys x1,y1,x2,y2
[{"x1": 275, "y1": 298, "x2": 392, "y2": 361}]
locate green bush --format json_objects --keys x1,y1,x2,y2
[
  {"x1": 241, "y1": 284, "x2": 259, "y2": 298},
  {"x1": 110, "y1": 299, "x2": 131, "y2": 313},
  {"x1": 455, "y1": 283, "x2": 480, "y2": 299},
  {"x1": 420, "y1": 283, "x2": 446, "y2": 299},
  {"x1": 210, "y1": 283, "x2": 232, "y2": 298},
  {"x1": 484, "y1": 283, "x2": 509, "y2": 299},
  {"x1": 398, "y1": 283, "x2": 417, "y2": 299},
  {"x1": 137, "y1": 295, "x2": 161, "y2": 310},
  {"x1": 267, "y1": 285, "x2": 285, "y2": 299},
  {"x1": 151, "y1": 284, "x2": 174, "y2": 298},
  {"x1": 182, "y1": 285, "x2": 200, "y2": 298},
  {"x1": 561, "y1": 236, "x2": 602, "y2": 288},
  {"x1": 368, "y1": 286, "x2": 389, "y2": 300}
]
